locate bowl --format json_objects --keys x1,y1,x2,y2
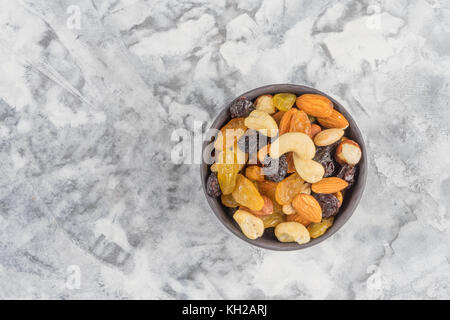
[{"x1": 200, "y1": 84, "x2": 367, "y2": 250}]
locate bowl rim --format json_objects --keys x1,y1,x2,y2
[{"x1": 200, "y1": 83, "x2": 368, "y2": 251}]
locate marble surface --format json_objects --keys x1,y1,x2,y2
[{"x1": 0, "y1": 0, "x2": 449, "y2": 300}]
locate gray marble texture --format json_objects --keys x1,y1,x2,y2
[{"x1": 0, "y1": 0, "x2": 449, "y2": 300}]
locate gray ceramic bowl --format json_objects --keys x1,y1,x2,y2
[{"x1": 201, "y1": 84, "x2": 367, "y2": 250}]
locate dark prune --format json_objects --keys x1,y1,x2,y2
[
  {"x1": 206, "y1": 172, "x2": 221, "y2": 197},
  {"x1": 321, "y1": 160, "x2": 335, "y2": 177},
  {"x1": 313, "y1": 193, "x2": 340, "y2": 218},
  {"x1": 314, "y1": 141, "x2": 340, "y2": 162},
  {"x1": 262, "y1": 154, "x2": 288, "y2": 182},
  {"x1": 337, "y1": 164, "x2": 357, "y2": 188},
  {"x1": 327, "y1": 140, "x2": 341, "y2": 152},
  {"x1": 237, "y1": 129, "x2": 270, "y2": 155},
  {"x1": 313, "y1": 144, "x2": 338, "y2": 177},
  {"x1": 230, "y1": 97, "x2": 255, "y2": 118},
  {"x1": 314, "y1": 146, "x2": 332, "y2": 162}
]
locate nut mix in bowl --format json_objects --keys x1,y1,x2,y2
[{"x1": 204, "y1": 87, "x2": 364, "y2": 247}]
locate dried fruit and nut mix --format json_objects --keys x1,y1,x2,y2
[{"x1": 206, "y1": 93, "x2": 362, "y2": 245}]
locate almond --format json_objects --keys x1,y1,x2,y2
[
  {"x1": 335, "y1": 139, "x2": 362, "y2": 165},
  {"x1": 255, "y1": 94, "x2": 276, "y2": 114},
  {"x1": 286, "y1": 212, "x2": 311, "y2": 226},
  {"x1": 291, "y1": 194, "x2": 322, "y2": 223},
  {"x1": 314, "y1": 128, "x2": 344, "y2": 146},
  {"x1": 310, "y1": 123, "x2": 322, "y2": 139},
  {"x1": 296, "y1": 94, "x2": 333, "y2": 118},
  {"x1": 334, "y1": 191, "x2": 343, "y2": 207},
  {"x1": 311, "y1": 177, "x2": 348, "y2": 194},
  {"x1": 317, "y1": 109, "x2": 349, "y2": 129}
]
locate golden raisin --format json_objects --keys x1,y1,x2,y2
[
  {"x1": 289, "y1": 109, "x2": 311, "y2": 136},
  {"x1": 245, "y1": 165, "x2": 265, "y2": 182},
  {"x1": 273, "y1": 93, "x2": 296, "y2": 112},
  {"x1": 256, "y1": 180, "x2": 278, "y2": 200},
  {"x1": 232, "y1": 174, "x2": 264, "y2": 211},
  {"x1": 221, "y1": 194, "x2": 239, "y2": 208},
  {"x1": 234, "y1": 145, "x2": 248, "y2": 171},
  {"x1": 278, "y1": 108, "x2": 297, "y2": 135},
  {"x1": 275, "y1": 173, "x2": 305, "y2": 205},
  {"x1": 239, "y1": 196, "x2": 273, "y2": 216},
  {"x1": 256, "y1": 180, "x2": 283, "y2": 214},
  {"x1": 217, "y1": 149, "x2": 240, "y2": 195},
  {"x1": 307, "y1": 217, "x2": 334, "y2": 238},
  {"x1": 260, "y1": 211, "x2": 286, "y2": 229}
]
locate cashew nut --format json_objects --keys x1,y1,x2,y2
[
  {"x1": 269, "y1": 132, "x2": 316, "y2": 160},
  {"x1": 254, "y1": 95, "x2": 276, "y2": 114},
  {"x1": 300, "y1": 183, "x2": 312, "y2": 195},
  {"x1": 244, "y1": 110, "x2": 279, "y2": 137},
  {"x1": 233, "y1": 209, "x2": 264, "y2": 240},
  {"x1": 293, "y1": 154, "x2": 324, "y2": 183},
  {"x1": 275, "y1": 222, "x2": 310, "y2": 244},
  {"x1": 282, "y1": 204, "x2": 297, "y2": 215}
]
